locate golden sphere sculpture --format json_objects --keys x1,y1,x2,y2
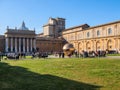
[{"x1": 63, "y1": 43, "x2": 75, "y2": 56}]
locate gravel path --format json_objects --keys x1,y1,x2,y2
[{"x1": 106, "y1": 56, "x2": 120, "y2": 59}]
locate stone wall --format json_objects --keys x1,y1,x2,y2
[{"x1": 62, "y1": 21, "x2": 120, "y2": 53}]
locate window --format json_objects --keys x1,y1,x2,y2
[
  {"x1": 97, "y1": 30, "x2": 100, "y2": 36},
  {"x1": 87, "y1": 32, "x2": 90, "y2": 37},
  {"x1": 108, "y1": 28, "x2": 112, "y2": 35},
  {"x1": 60, "y1": 21, "x2": 63, "y2": 25},
  {"x1": 79, "y1": 34, "x2": 81, "y2": 39}
]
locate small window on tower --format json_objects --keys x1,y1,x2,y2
[{"x1": 60, "y1": 22, "x2": 63, "y2": 25}]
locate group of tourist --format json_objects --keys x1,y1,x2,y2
[
  {"x1": 32, "y1": 52, "x2": 48, "y2": 59},
  {"x1": 55, "y1": 52, "x2": 65, "y2": 58},
  {"x1": 6, "y1": 53, "x2": 26, "y2": 59},
  {"x1": 0, "y1": 50, "x2": 108, "y2": 60},
  {"x1": 75, "y1": 50, "x2": 106, "y2": 58}
]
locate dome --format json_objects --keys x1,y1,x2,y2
[
  {"x1": 63, "y1": 43, "x2": 74, "y2": 50},
  {"x1": 19, "y1": 21, "x2": 29, "y2": 30}
]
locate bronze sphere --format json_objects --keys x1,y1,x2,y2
[{"x1": 63, "y1": 43, "x2": 75, "y2": 56}]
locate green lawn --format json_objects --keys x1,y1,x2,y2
[{"x1": 0, "y1": 58, "x2": 120, "y2": 90}]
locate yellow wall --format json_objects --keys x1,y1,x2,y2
[{"x1": 62, "y1": 22, "x2": 120, "y2": 53}]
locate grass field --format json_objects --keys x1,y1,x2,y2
[{"x1": 0, "y1": 58, "x2": 120, "y2": 90}]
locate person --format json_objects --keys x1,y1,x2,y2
[
  {"x1": 74, "y1": 50, "x2": 78, "y2": 58},
  {"x1": 98, "y1": 50, "x2": 100, "y2": 57},
  {"x1": 0, "y1": 53, "x2": 1, "y2": 61},
  {"x1": 92, "y1": 51, "x2": 95, "y2": 57},
  {"x1": 58, "y1": 51, "x2": 62, "y2": 58},
  {"x1": 62, "y1": 52, "x2": 64, "y2": 58}
]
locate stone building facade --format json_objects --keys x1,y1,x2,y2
[
  {"x1": 0, "y1": 35, "x2": 5, "y2": 52},
  {"x1": 62, "y1": 20, "x2": 120, "y2": 53},
  {"x1": 4, "y1": 21, "x2": 36, "y2": 53},
  {"x1": 43, "y1": 17, "x2": 65, "y2": 37},
  {"x1": 36, "y1": 17, "x2": 65, "y2": 53},
  {"x1": 0, "y1": 18, "x2": 65, "y2": 53},
  {"x1": 0, "y1": 17, "x2": 120, "y2": 54},
  {"x1": 36, "y1": 37, "x2": 63, "y2": 53}
]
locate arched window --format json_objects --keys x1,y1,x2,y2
[
  {"x1": 97, "y1": 30, "x2": 100, "y2": 36},
  {"x1": 87, "y1": 32, "x2": 90, "y2": 37},
  {"x1": 108, "y1": 28, "x2": 112, "y2": 35}
]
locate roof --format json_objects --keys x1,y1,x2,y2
[
  {"x1": 43, "y1": 24, "x2": 55, "y2": 27},
  {"x1": 37, "y1": 33, "x2": 43, "y2": 35},
  {"x1": 0, "y1": 35, "x2": 5, "y2": 39},
  {"x1": 5, "y1": 29, "x2": 35, "y2": 35},
  {"x1": 56, "y1": 17, "x2": 65, "y2": 20},
  {"x1": 86, "y1": 20, "x2": 120, "y2": 29},
  {"x1": 63, "y1": 24, "x2": 90, "y2": 32},
  {"x1": 62, "y1": 20, "x2": 120, "y2": 32},
  {"x1": 36, "y1": 36, "x2": 62, "y2": 41}
]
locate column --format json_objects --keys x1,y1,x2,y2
[
  {"x1": 77, "y1": 42, "x2": 79, "y2": 52},
  {"x1": 33, "y1": 38, "x2": 36, "y2": 50},
  {"x1": 82, "y1": 41, "x2": 85, "y2": 51},
  {"x1": 105, "y1": 39, "x2": 108, "y2": 51},
  {"x1": 5, "y1": 37, "x2": 8, "y2": 52},
  {"x1": 114, "y1": 39, "x2": 116, "y2": 50},
  {"x1": 92, "y1": 40, "x2": 94, "y2": 51},
  {"x1": 27, "y1": 38, "x2": 29, "y2": 52},
  {"x1": 23, "y1": 38, "x2": 25, "y2": 52},
  {"x1": 31, "y1": 38, "x2": 33, "y2": 52},
  {"x1": 19, "y1": 38, "x2": 21, "y2": 53},
  {"x1": 15, "y1": 38, "x2": 17, "y2": 52},
  {"x1": 84, "y1": 41, "x2": 87, "y2": 51},
  {"x1": 11, "y1": 37, "x2": 13, "y2": 52},
  {"x1": 102, "y1": 39, "x2": 104, "y2": 50},
  {"x1": 76, "y1": 42, "x2": 78, "y2": 52},
  {"x1": 118, "y1": 38, "x2": 120, "y2": 50},
  {"x1": 119, "y1": 38, "x2": 120, "y2": 53}
]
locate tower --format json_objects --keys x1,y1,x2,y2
[{"x1": 43, "y1": 17, "x2": 65, "y2": 38}]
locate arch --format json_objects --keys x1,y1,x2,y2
[
  {"x1": 86, "y1": 41, "x2": 91, "y2": 52},
  {"x1": 72, "y1": 42, "x2": 78, "y2": 51},
  {"x1": 107, "y1": 39, "x2": 114, "y2": 50},
  {"x1": 96, "y1": 40, "x2": 101, "y2": 51},
  {"x1": 78, "y1": 42, "x2": 83, "y2": 53}
]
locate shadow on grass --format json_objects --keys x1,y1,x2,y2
[{"x1": 0, "y1": 62, "x2": 102, "y2": 90}]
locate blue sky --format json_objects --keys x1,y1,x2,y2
[{"x1": 0, "y1": 0, "x2": 120, "y2": 35}]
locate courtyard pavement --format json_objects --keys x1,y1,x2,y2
[
  {"x1": 48, "y1": 55, "x2": 120, "y2": 59},
  {"x1": 105, "y1": 56, "x2": 120, "y2": 59}
]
